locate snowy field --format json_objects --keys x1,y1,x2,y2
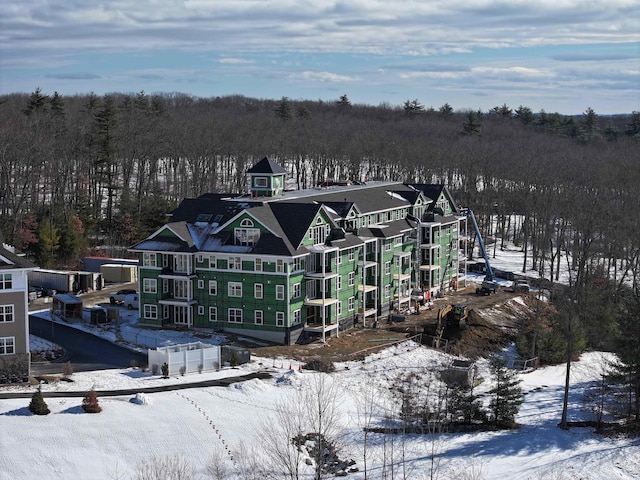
[
  {"x1": 2, "y1": 243, "x2": 637, "y2": 479},
  {"x1": 1, "y1": 344, "x2": 639, "y2": 480}
]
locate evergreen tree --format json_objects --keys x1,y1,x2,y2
[
  {"x1": 82, "y1": 389, "x2": 102, "y2": 413},
  {"x1": 403, "y1": 99, "x2": 425, "y2": 116},
  {"x1": 29, "y1": 386, "x2": 50, "y2": 415},
  {"x1": 38, "y1": 217, "x2": 60, "y2": 268},
  {"x1": 274, "y1": 96, "x2": 292, "y2": 122},
  {"x1": 488, "y1": 355, "x2": 522, "y2": 427},
  {"x1": 462, "y1": 110, "x2": 482, "y2": 135},
  {"x1": 625, "y1": 111, "x2": 640, "y2": 139},
  {"x1": 438, "y1": 102, "x2": 453, "y2": 118},
  {"x1": 515, "y1": 105, "x2": 535, "y2": 125},
  {"x1": 604, "y1": 120, "x2": 620, "y2": 142},
  {"x1": 336, "y1": 94, "x2": 351, "y2": 108}
]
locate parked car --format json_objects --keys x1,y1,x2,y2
[
  {"x1": 109, "y1": 289, "x2": 137, "y2": 304},
  {"x1": 512, "y1": 279, "x2": 530, "y2": 293},
  {"x1": 123, "y1": 294, "x2": 139, "y2": 310}
]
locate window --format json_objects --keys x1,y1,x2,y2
[
  {"x1": 395, "y1": 236, "x2": 403, "y2": 246},
  {"x1": 293, "y1": 310, "x2": 301, "y2": 325},
  {"x1": 197, "y1": 279, "x2": 204, "y2": 289},
  {"x1": 348, "y1": 297, "x2": 355, "y2": 312},
  {"x1": 255, "y1": 177, "x2": 267, "y2": 187},
  {"x1": 384, "y1": 284, "x2": 390, "y2": 298},
  {"x1": 293, "y1": 257, "x2": 303, "y2": 271},
  {"x1": 209, "y1": 255, "x2": 217, "y2": 268},
  {"x1": 348, "y1": 249, "x2": 355, "y2": 262},
  {"x1": 337, "y1": 301, "x2": 342, "y2": 316},
  {"x1": 276, "y1": 312, "x2": 285, "y2": 327},
  {"x1": 293, "y1": 283, "x2": 301, "y2": 298},
  {"x1": 276, "y1": 285, "x2": 285, "y2": 300},
  {"x1": 0, "y1": 305, "x2": 13, "y2": 323},
  {"x1": 254, "y1": 310, "x2": 263, "y2": 325},
  {"x1": 255, "y1": 283, "x2": 263, "y2": 299},
  {"x1": 0, "y1": 274, "x2": 12, "y2": 289},
  {"x1": 144, "y1": 305, "x2": 158, "y2": 319},
  {"x1": 348, "y1": 271, "x2": 355, "y2": 287},
  {"x1": 228, "y1": 256, "x2": 241, "y2": 270},
  {"x1": 0, "y1": 337, "x2": 14, "y2": 355},
  {"x1": 209, "y1": 280, "x2": 218, "y2": 295},
  {"x1": 235, "y1": 227, "x2": 260, "y2": 246},
  {"x1": 143, "y1": 253, "x2": 157, "y2": 267},
  {"x1": 174, "y1": 280, "x2": 189, "y2": 299},
  {"x1": 228, "y1": 308, "x2": 243, "y2": 323},
  {"x1": 143, "y1": 278, "x2": 157, "y2": 294},
  {"x1": 198, "y1": 306, "x2": 204, "y2": 315},
  {"x1": 384, "y1": 261, "x2": 391, "y2": 276},
  {"x1": 197, "y1": 254, "x2": 204, "y2": 263},
  {"x1": 228, "y1": 282, "x2": 242, "y2": 297},
  {"x1": 385, "y1": 241, "x2": 391, "y2": 251},
  {"x1": 255, "y1": 258, "x2": 262, "y2": 271},
  {"x1": 337, "y1": 276, "x2": 342, "y2": 291},
  {"x1": 163, "y1": 279, "x2": 169, "y2": 294},
  {"x1": 337, "y1": 252, "x2": 342, "y2": 265},
  {"x1": 276, "y1": 259, "x2": 285, "y2": 273},
  {"x1": 209, "y1": 307, "x2": 217, "y2": 322}
]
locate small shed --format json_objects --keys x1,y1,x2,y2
[
  {"x1": 221, "y1": 345, "x2": 250, "y2": 366},
  {"x1": 101, "y1": 264, "x2": 138, "y2": 283},
  {"x1": 52, "y1": 294, "x2": 83, "y2": 321}
]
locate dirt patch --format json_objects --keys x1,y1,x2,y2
[{"x1": 250, "y1": 285, "x2": 533, "y2": 363}]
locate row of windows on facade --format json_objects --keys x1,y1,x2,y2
[
  {"x1": 141, "y1": 298, "x2": 357, "y2": 325},
  {"x1": 140, "y1": 236, "x2": 414, "y2": 271}
]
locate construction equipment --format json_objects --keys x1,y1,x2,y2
[{"x1": 463, "y1": 208, "x2": 500, "y2": 295}]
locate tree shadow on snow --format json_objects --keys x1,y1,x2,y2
[
  {"x1": 60, "y1": 405, "x2": 85, "y2": 415},
  {"x1": 2, "y1": 407, "x2": 32, "y2": 416}
]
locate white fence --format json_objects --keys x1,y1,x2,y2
[{"x1": 148, "y1": 342, "x2": 221, "y2": 376}]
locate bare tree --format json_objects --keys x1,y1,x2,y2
[{"x1": 134, "y1": 454, "x2": 194, "y2": 480}]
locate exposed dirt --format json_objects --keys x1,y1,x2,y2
[{"x1": 250, "y1": 284, "x2": 534, "y2": 363}]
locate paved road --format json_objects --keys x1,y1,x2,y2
[{"x1": 29, "y1": 314, "x2": 147, "y2": 375}]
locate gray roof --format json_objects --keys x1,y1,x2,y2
[
  {"x1": 246, "y1": 157, "x2": 287, "y2": 175},
  {"x1": 0, "y1": 244, "x2": 37, "y2": 270}
]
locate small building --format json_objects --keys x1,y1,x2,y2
[
  {"x1": 52, "y1": 294, "x2": 83, "y2": 321},
  {"x1": 101, "y1": 263, "x2": 138, "y2": 283}
]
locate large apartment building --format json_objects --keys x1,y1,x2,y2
[
  {"x1": 131, "y1": 157, "x2": 464, "y2": 345},
  {"x1": 0, "y1": 242, "x2": 37, "y2": 384}
]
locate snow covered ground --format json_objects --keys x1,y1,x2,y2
[
  {"x1": 1, "y1": 344, "x2": 638, "y2": 480},
  {"x1": 1, "y1": 244, "x2": 636, "y2": 479}
]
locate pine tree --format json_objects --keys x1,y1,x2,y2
[
  {"x1": 488, "y1": 355, "x2": 522, "y2": 427},
  {"x1": 438, "y1": 102, "x2": 453, "y2": 118},
  {"x1": 336, "y1": 94, "x2": 351, "y2": 108},
  {"x1": 462, "y1": 110, "x2": 482, "y2": 135},
  {"x1": 274, "y1": 96, "x2": 292, "y2": 122},
  {"x1": 29, "y1": 386, "x2": 50, "y2": 415},
  {"x1": 82, "y1": 389, "x2": 102, "y2": 413}
]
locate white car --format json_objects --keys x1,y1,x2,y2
[{"x1": 123, "y1": 294, "x2": 139, "y2": 310}]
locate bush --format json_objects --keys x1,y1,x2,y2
[
  {"x1": 303, "y1": 358, "x2": 336, "y2": 373},
  {"x1": 197, "y1": 363, "x2": 203, "y2": 374},
  {"x1": 151, "y1": 364, "x2": 159, "y2": 375},
  {"x1": 62, "y1": 361, "x2": 73, "y2": 378},
  {"x1": 82, "y1": 389, "x2": 102, "y2": 413},
  {"x1": 28, "y1": 386, "x2": 50, "y2": 415},
  {"x1": 161, "y1": 362, "x2": 169, "y2": 378},
  {"x1": 130, "y1": 359, "x2": 138, "y2": 369},
  {"x1": 179, "y1": 365, "x2": 186, "y2": 376}
]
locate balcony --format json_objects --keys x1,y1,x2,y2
[
  {"x1": 158, "y1": 267, "x2": 196, "y2": 279},
  {"x1": 304, "y1": 322, "x2": 339, "y2": 334},
  {"x1": 304, "y1": 267, "x2": 339, "y2": 279},
  {"x1": 303, "y1": 296, "x2": 339, "y2": 307}
]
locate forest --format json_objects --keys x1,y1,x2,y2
[{"x1": 1, "y1": 89, "x2": 639, "y2": 421}]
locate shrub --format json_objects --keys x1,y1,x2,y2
[
  {"x1": 303, "y1": 358, "x2": 336, "y2": 373},
  {"x1": 29, "y1": 386, "x2": 50, "y2": 415},
  {"x1": 161, "y1": 362, "x2": 169, "y2": 378},
  {"x1": 179, "y1": 365, "x2": 186, "y2": 376},
  {"x1": 197, "y1": 363, "x2": 203, "y2": 374},
  {"x1": 62, "y1": 361, "x2": 73, "y2": 378},
  {"x1": 130, "y1": 359, "x2": 138, "y2": 369},
  {"x1": 230, "y1": 353, "x2": 238, "y2": 367},
  {"x1": 151, "y1": 364, "x2": 159, "y2": 375},
  {"x1": 82, "y1": 389, "x2": 102, "y2": 413}
]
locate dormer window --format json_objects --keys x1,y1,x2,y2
[{"x1": 235, "y1": 219, "x2": 260, "y2": 246}]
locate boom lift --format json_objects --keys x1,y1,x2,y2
[{"x1": 463, "y1": 208, "x2": 500, "y2": 295}]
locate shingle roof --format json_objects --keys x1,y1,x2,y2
[
  {"x1": 246, "y1": 157, "x2": 287, "y2": 175},
  {"x1": 267, "y1": 202, "x2": 324, "y2": 250},
  {"x1": 0, "y1": 244, "x2": 37, "y2": 270}
]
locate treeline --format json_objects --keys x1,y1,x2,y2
[{"x1": 0, "y1": 89, "x2": 638, "y2": 274}]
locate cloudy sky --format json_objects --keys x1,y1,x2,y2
[{"x1": 1, "y1": 0, "x2": 638, "y2": 114}]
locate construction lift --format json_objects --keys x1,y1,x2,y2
[{"x1": 463, "y1": 208, "x2": 501, "y2": 295}]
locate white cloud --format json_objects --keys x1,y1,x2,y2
[
  {"x1": 219, "y1": 58, "x2": 253, "y2": 64},
  {"x1": 472, "y1": 66, "x2": 555, "y2": 79},
  {"x1": 297, "y1": 71, "x2": 357, "y2": 83}
]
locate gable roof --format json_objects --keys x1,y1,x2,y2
[
  {"x1": 0, "y1": 244, "x2": 37, "y2": 270},
  {"x1": 168, "y1": 195, "x2": 247, "y2": 224},
  {"x1": 266, "y1": 202, "x2": 327, "y2": 250},
  {"x1": 246, "y1": 157, "x2": 287, "y2": 175}
]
